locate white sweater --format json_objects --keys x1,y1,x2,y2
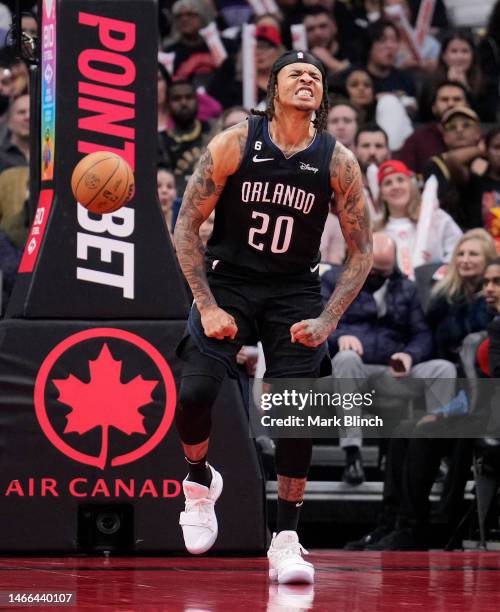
[{"x1": 383, "y1": 209, "x2": 462, "y2": 277}]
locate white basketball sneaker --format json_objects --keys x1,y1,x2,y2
[
  {"x1": 267, "y1": 531, "x2": 315, "y2": 584},
  {"x1": 179, "y1": 464, "x2": 223, "y2": 555}
]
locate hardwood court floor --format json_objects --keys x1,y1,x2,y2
[{"x1": 1, "y1": 551, "x2": 500, "y2": 610}]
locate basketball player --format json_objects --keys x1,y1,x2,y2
[{"x1": 173, "y1": 50, "x2": 372, "y2": 584}]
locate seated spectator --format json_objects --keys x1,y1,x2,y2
[
  {"x1": 274, "y1": 0, "x2": 303, "y2": 29},
  {"x1": 419, "y1": 29, "x2": 495, "y2": 122},
  {"x1": 157, "y1": 166, "x2": 177, "y2": 239},
  {"x1": 207, "y1": 23, "x2": 285, "y2": 109},
  {"x1": 157, "y1": 63, "x2": 172, "y2": 134},
  {"x1": 331, "y1": 66, "x2": 413, "y2": 151},
  {"x1": 165, "y1": 0, "x2": 218, "y2": 90},
  {"x1": 398, "y1": 80, "x2": 469, "y2": 176},
  {"x1": 0, "y1": 165, "x2": 29, "y2": 249},
  {"x1": 0, "y1": 55, "x2": 15, "y2": 146},
  {"x1": 253, "y1": 24, "x2": 286, "y2": 106},
  {"x1": 478, "y1": 1, "x2": 500, "y2": 123},
  {"x1": 327, "y1": 98, "x2": 359, "y2": 152},
  {"x1": 354, "y1": 122, "x2": 391, "y2": 223},
  {"x1": 6, "y1": 57, "x2": 29, "y2": 99},
  {"x1": 488, "y1": 261, "x2": 500, "y2": 377},
  {"x1": 476, "y1": 258, "x2": 500, "y2": 377},
  {"x1": 383, "y1": 0, "x2": 440, "y2": 73},
  {"x1": 375, "y1": 160, "x2": 462, "y2": 277},
  {"x1": 364, "y1": 19, "x2": 418, "y2": 115},
  {"x1": 466, "y1": 126, "x2": 500, "y2": 252},
  {"x1": 427, "y1": 228, "x2": 497, "y2": 364},
  {"x1": 253, "y1": 12, "x2": 284, "y2": 36},
  {"x1": 303, "y1": 7, "x2": 350, "y2": 77},
  {"x1": 158, "y1": 62, "x2": 221, "y2": 134},
  {"x1": 21, "y1": 12, "x2": 37, "y2": 41},
  {"x1": 469, "y1": 260, "x2": 500, "y2": 541},
  {"x1": 304, "y1": 0, "x2": 371, "y2": 63},
  {"x1": 208, "y1": 105, "x2": 249, "y2": 139},
  {"x1": 483, "y1": 258, "x2": 500, "y2": 317},
  {"x1": 423, "y1": 106, "x2": 484, "y2": 230},
  {"x1": 322, "y1": 122, "x2": 392, "y2": 264},
  {"x1": 157, "y1": 79, "x2": 211, "y2": 197},
  {"x1": 322, "y1": 232, "x2": 456, "y2": 485},
  {"x1": 0, "y1": 92, "x2": 30, "y2": 174},
  {"x1": 343, "y1": 0, "x2": 383, "y2": 32},
  {"x1": 330, "y1": 67, "x2": 374, "y2": 115}
]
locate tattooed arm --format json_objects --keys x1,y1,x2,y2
[
  {"x1": 290, "y1": 142, "x2": 372, "y2": 347},
  {"x1": 174, "y1": 122, "x2": 248, "y2": 339},
  {"x1": 324, "y1": 143, "x2": 373, "y2": 323}
]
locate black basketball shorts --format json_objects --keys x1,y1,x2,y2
[{"x1": 181, "y1": 265, "x2": 329, "y2": 378}]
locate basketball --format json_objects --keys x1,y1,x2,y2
[{"x1": 71, "y1": 151, "x2": 135, "y2": 214}]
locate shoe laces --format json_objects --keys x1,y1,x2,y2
[{"x1": 272, "y1": 540, "x2": 309, "y2": 560}]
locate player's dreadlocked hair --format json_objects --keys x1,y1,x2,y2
[{"x1": 251, "y1": 71, "x2": 329, "y2": 132}]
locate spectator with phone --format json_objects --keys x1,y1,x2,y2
[{"x1": 322, "y1": 231, "x2": 456, "y2": 485}]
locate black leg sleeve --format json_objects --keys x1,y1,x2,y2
[{"x1": 175, "y1": 337, "x2": 227, "y2": 446}]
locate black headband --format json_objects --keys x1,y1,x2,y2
[{"x1": 271, "y1": 51, "x2": 326, "y2": 81}]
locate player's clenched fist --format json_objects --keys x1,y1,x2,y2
[
  {"x1": 290, "y1": 317, "x2": 333, "y2": 348},
  {"x1": 200, "y1": 305, "x2": 238, "y2": 340}
]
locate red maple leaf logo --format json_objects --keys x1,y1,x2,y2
[{"x1": 52, "y1": 343, "x2": 158, "y2": 469}]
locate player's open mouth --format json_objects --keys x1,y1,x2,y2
[{"x1": 296, "y1": 88, "x2": 313, "y2": 97}]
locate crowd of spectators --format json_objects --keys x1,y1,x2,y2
[
  {"x1": 1, "y1": 0, "x2": 500, "y2": 549},
  {"x1": 0, "y1": 8, "x2": 32, "y2": 314}
]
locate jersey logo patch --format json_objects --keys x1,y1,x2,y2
[
  {"x1": 253, "y1": 155, "x2": 274, "y2": 163},
  {"x1": 300, "y1": 162, "x2": 318, "y2": 173}
]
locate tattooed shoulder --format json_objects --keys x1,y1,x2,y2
[
  {"x1": 330, "y1": 141, "x2": 359, "y2": 193},
  {"x1": 212, "y1": 120, "x2": 248, "y2": 174}
]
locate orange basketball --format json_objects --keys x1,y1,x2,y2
[{"x1": 71, "y1": 151, "x2": 135, "y2": 214}]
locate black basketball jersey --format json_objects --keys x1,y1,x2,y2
[{"x1": 206, "y1": 115, "x2": 336, "y2": 276}]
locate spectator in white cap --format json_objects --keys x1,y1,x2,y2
[{"x1": 165, "y1": 0, "x2": 219, "y2": 89}]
